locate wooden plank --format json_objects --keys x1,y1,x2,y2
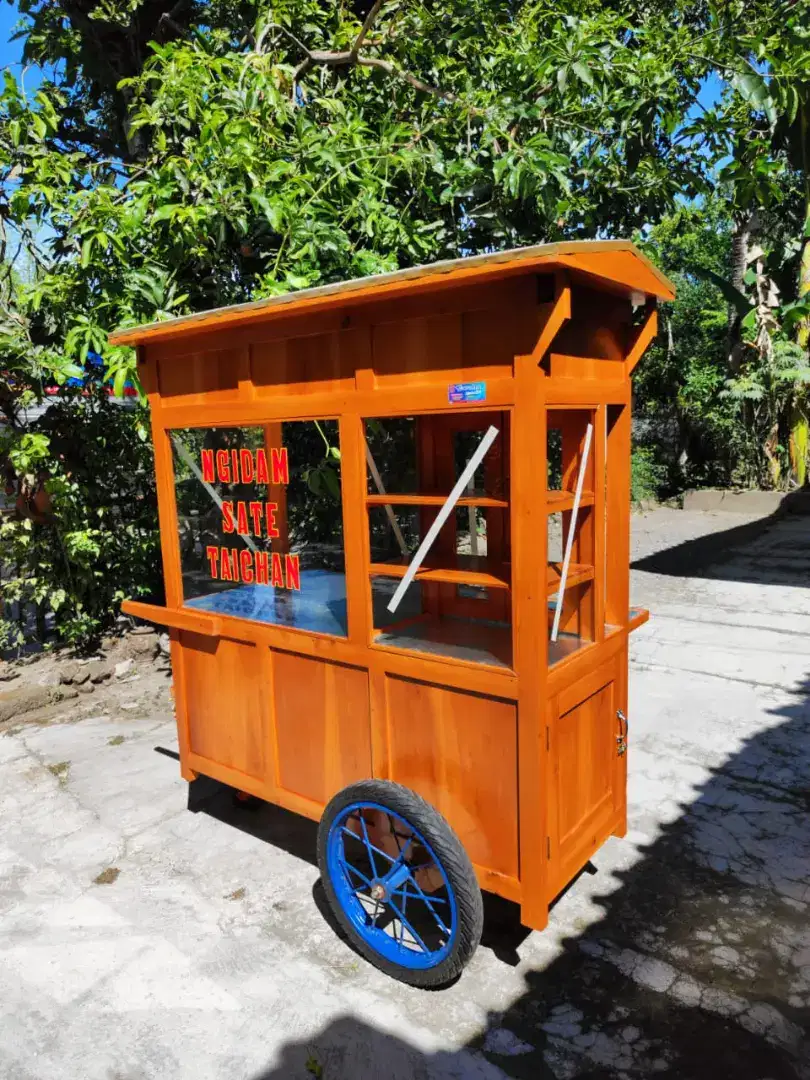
[
  {"x1": 545, "y1": 489, "x2": 595, "y2": 513},
  {"x1": 121, "y1": 599, "x2": 221, "y2": 636},
  {"x1": 628, "y1": 607, "x2": 650, "y2": 632},
  {"x1": 271, "y1": 652, "x2": 372, "y2": 804},
  {"x1": 546, "y1": 562, "x2": 594, "y2": 596},
  {"x1": 152, "y1": 378, "x2": 517, "y2": 430},
  {"x1": 366, "y1": 492, "x2": 509, "y2": 508},
  {"x1": 512, "y1": 313, "x2": 550, "y2": 930},
  {"x1": 181, "y1": 633, "x2": 269, "y2": 783},
  {"x1": 340, "y1": 413, "x2": 373, "y2": 645},
  {"x1": 385, "y1": 675, "x2": 520, "y2": 880},
  {"x1": 370, "y1": 554, "x2": 510, "y2": 590},
  {"x1": 605, "y1": 401, "x2": 632, "y2": 627}
]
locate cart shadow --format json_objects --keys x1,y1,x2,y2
[
  {"x1": 182, "y1": 766, "x2": 536, "y2": 968},
  {"x1": 249, "y1": 676, "x2": 810, "y2": 1080},
  {"x1": 631, "y1": 504, "x2": 809, "y2": 587}
]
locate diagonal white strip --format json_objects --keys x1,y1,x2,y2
[
  {"x1": 365, "y1": 441, "x2": 409, "y2": 557},
  {"x1": 551, "y1": 422, "x2": 593, "y2": 642},
  {"x1": 171, "y1": 433, "x2": 258, "y2": 554},
  {"x1": 386, "y1": 425, "x2": 499, "y2": 614}
]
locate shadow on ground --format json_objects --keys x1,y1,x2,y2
[
  {"x1": 236, "y1": 681, "x2": 810, "y2": 1079},
  {"x1": 631, "y1": 506, "x2": 809, "y2": 587}
]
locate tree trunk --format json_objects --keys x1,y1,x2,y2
[{"x1": 728, "y1": 210, "x2": 755, "y2": 373}]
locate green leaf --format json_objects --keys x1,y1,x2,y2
[
  {"x1": 692, "y1": 265, "x2": 753, "y2": 317},
  {"x1": 572, "y1": 62, "x2": 593, "y2": 87}
]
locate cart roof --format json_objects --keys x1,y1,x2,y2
[{"x1": 109, "y1": 240, "x2": 675, "y2": 348}]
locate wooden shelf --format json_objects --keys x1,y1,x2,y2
[
  {"x1": 546, "y1": 562, "x2": 594, "y2": 596},
  {"x1": 370, "y1": 554, "x2": 510, "y2": 590},
  {"x1": 366, "y1": 492, "x2": 509, "y2": 509},
  {"x1": 369, "y1": 557, "x2": 592, "y2": 595},
  {"x1": 546, "y1": 490, "x2": 594, "y2": 513}
]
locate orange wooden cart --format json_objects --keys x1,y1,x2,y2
[{"x1": 114, "y1": 241, "x2": 673, "y2": 986}]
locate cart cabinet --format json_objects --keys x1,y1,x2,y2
[{"x1": 113, "y1": 241, "x2": 674, "y2": 986}]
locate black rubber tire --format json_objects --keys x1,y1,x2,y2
[{"x1": 317, "y1": 779, "x2": 484, "y2": 988}]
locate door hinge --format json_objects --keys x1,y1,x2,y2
[
  {"x1": 546, "y1": 726, "x2": 550, "y2": 751},
  {"x1": 546, "y1": 837, "x2": 551, "y2": 859}
]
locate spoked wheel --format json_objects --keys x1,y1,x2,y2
[{"x1": 317, "y1": 780, "x2": 483, "y2": 988}]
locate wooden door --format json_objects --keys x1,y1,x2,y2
[{"x1": 546, "y1": 658, "x2": 621, "y2": 899}]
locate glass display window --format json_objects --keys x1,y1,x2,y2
[
  {"x1": 171, "y1": 420, "x2": 347, "y2": 636},
  {"x1": 363, "y1": 411, "x2": 512, "y2": 668}
]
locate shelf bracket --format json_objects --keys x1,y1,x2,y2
[
  {"x1": 624, "y1": 302, "x2": 658, "y2": 377},
  {"x1": 531, "y1": 284, "x2": 571, "y2": 365}
]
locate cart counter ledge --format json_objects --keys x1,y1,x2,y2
[{"x1": 112, "y1": 240, "x2": 672, "y2": 987}]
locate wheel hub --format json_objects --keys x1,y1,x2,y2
[{"x1": 370, "y1": 882, "x2": 387, "y2": 902}]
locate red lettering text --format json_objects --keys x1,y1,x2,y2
[
  {"x1": 266, "y1": 501, "x2": 279, "y2": 538},
  {"x1": 285, "y1": 554, "x2": 300, "y2": 591},
  {"x1": 236, "y1": 501, "x2": 249, "y2": 534},
  {"x1": 240, "y1": 550, "x2": 254, "y2": 583},
  {"x1": 249, "y1": 501, "x2": 263, "y2": 535},
  {"x1": 271, "y1": 552, "x2": 284, "y2": 587},
  {"x1": 205, "y1": 545, "x2": 219, "y2": 578},
  {"x1": 215, "y1": 449, "x2": 231, "y2": 483},
  {"x1": 255, "y1": 551, "x2": 269, "y2": 585},
  {"x1": 271, "y1": 447, "x2": 289, "y2": 485},
  {"x1": 255, "y1": 449, "x2": 269, "y2": 484},
  {"x1": 221, "y1": 501, "x2": 235, "y2": 533},
  {"x1": 239, "y1": 449, "x2": 254, "y2": 483},
  {"x1": 201, "y1": 450, "x2": 215, "y2": 483},
  {"x1": 219, "y1": 546, "x2": 232, "y2": 581}
]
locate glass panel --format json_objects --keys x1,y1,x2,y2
[
  {"x1": 364, "y1": 417, "x2": 418, "y2": 495},
  {"x1": 371, "y1": 577, "x2": 512, "y2": 669},
  {"x1": 171, "y1": 422, "x2": 347, "y2": 636},
  {"x1": 365, "y1": 412, "x2": 512, "y2": 668},
  {"x1": 546, "y1": 407, "x2": 598, "y2": 667}
]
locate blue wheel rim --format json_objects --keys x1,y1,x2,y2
[{"x1": 325, "y1": 800, "x2": 458, "y2": 971}]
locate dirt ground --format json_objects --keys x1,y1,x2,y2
[{"x1": 1, "y1": 505, "x2": 809, "y2": 1080}]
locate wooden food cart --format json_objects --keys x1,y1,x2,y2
[{"x1": 114, "y1": 241, "x2": 673, "y2": 987}]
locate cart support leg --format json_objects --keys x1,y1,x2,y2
[{"x1": 520, "y1": 897, "x2": 549, "y2": 933}]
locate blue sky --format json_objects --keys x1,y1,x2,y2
[{"x1": 0, "y1": 3, "x2": 44, "y2": 92}]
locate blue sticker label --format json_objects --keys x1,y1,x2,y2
[{"x1": 448, "y1": 381, "x2": 487, "y2": 403}]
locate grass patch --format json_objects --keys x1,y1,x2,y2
[
  {"x1": 47, "y1": 760, "x2": 70, "y2": 785},
  {"x1": 107, "y1": 735, "x2": 125, "y2": 746},
  {"x1": 93, "y1": 866, "x2": 120, "y2": 886},
  {"x1": 226, "y1": 887, "x2": 246, "y2": 901}
]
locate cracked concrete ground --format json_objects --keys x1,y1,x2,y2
[{"x1": 1, "y1": 506, "x2": 809, "y2": 1079}]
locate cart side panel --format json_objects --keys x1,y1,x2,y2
[
  {"x1": 252, "y1": 328, "x2": 360, "y2": 398},
  {"x1": 180, "y1": 631, "x2": 270, "y2": 783},
  {"x1": 271, "y1": 650, "x2": 372, "y2": 806},
  {"x1": 546, "y1": 655, "x2": 621, "y2": 900},
  {"x1": 370, "y1": 276, "x2": 538, "y2": 389},
  {"x1": 383, "y1": 675, "x2": 519, "y2": 883},
  {"x1": 158, "y1": 346, "x2": 246, "y2": 405}
]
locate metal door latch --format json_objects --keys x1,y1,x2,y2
[{"x1": 616, "y1": 709, "x2": 628, "y2": 756}]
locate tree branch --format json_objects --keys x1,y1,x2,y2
[
  {"x1": 356, "y1": 56, "x2": 456, "y2": 101},
  {"x1": 257, "y1": 7, "x2": 458, "y2": 105},
  {"x1": 351, "y1": 0, "x2": 386, "y2": 60}
]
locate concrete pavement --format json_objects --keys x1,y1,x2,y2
[{"x1": 0, "y1": 506, "x2": 808, "y2": 1079}]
